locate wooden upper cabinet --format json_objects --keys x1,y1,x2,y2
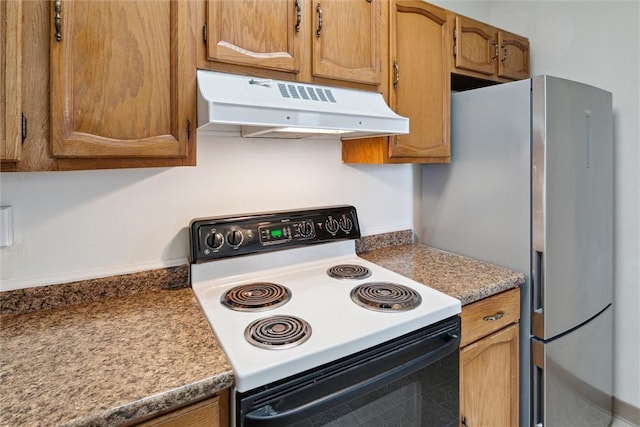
[
  {"x1": 497, "y1": 30, "x2": 530, "y2": 80},
  {"x1": 388, "y1": 0, "x2": 450, "y2": 159},
  {"x1": 205, "y1": 0, "x2": 301, "y2": 74},
  {"x1": 453, "y1": 15, "x2": 496, "y2": 76},
  {"x1": 341, "y1": 0, "x2": 450, "y2": 164},
  {"x1": 1, "y1": 0, "x2": 22, "y2": 166},
  {"x1": 311, "y1": 0, "x2": 380, "y2": 85},
  {"x1": 451, "y1": 14, "x2": 529, "y2": 83},
  {"x1": 50, "y1": 1, "x2": 196, "y2": 159},
  {"x1": 201, "y1": 0, "x2": 380, "y2": 88}
]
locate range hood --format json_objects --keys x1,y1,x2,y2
[{"x1": 196, "y1": 70, "x2": 409, "y2": 139}]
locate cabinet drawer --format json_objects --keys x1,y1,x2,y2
[{"x1": 461, "y1": 288, "x2": 520, "y2": 347}]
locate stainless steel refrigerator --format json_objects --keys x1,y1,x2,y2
[{"x1": 420, "y1": 75, "x2": 613, "y2": 427}]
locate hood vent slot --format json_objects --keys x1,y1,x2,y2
[{"x1": 279, "y1": 84, "x2": 337, "y2": 103}]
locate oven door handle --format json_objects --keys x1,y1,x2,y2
[{"x1": 244, "y1": 334, "x2": 459, "y2": 427}]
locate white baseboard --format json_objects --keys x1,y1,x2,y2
[{"x1": 615, "y1": 398, "x2": 640, "y2": 427}]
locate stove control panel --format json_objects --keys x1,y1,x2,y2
[{"x1": 190, "y1": 205, "x2": 360, "y2": 263}]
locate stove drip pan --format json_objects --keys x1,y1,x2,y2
[
  {"x1": 327, "y1": 264, "x2": 372, "y2": 280},
  {"x1": 245, "y1": 315, "x2": 311, "y2": 350},
  {"x1": 222, "y1": 283, "x2": 291, "y2": 312},
  {"x1": 351, "y1": 282, "x2": 422, "y2": 312}
]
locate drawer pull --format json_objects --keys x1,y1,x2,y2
[{"x1": 483, "y1": 311, "x2": 504, "y2": 321}]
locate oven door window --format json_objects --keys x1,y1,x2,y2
[
  {"x1": 238, "y1": 317, "x2": 460, "y2": 427},
  {"x1": 288, "y1": 357, "x2": 458, "y2": 427}
]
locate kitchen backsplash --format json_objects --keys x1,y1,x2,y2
[{"x1": 0, "y1": 230, "x2": 413, "y2": 316}]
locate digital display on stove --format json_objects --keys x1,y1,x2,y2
[{"x1": 259, "y1": 224, "x2": 292, "y2": 245}]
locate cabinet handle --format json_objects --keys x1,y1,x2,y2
[
  {"x1": 295, "y1": 0, "x2": 301, "y2": 33},
  {"x1": 492, "y1": 41, "x2": 498, "y2": 62},
  {"x1": 502, "y1": 45, "x2": 508, "y2": 62},
  {"x1": 483, "y1": 311, "x2": 505, "y2": 321},
  {"x1": 316, "y1": 3, "x2": 323, "y2": 38},
  {"x1": 54, "y1": 0, "x2": 62, "y2": 41},
  {"x1": 462, "y1": 416, "x2": 469, "y2": 427},
  {"x1": 393, "y1": 59, "x2": 400, "y2": 88}
]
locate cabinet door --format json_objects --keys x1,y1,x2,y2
[
  {"x1": 460, "y1": 323, "x2": 519, "y2": 427},
  {"x1": 1, "y1": 0, "x2": 22, "y2": 164},
  {"x1": 312, "y1": 0, "x2": 380, "y2": 85},
  {"x1": 453, "y1": 15, "x2": 496, "y2": 76},
  {"x1": 50, "y1": 1, "x2": 195, "y2": 159},
  {"x1": 497, "y1": 30, "x2": 530, "y2": 80},
  {"x1": 388, "y1": 1, "x2": 450, "y2": 159},
  {"x1": 136, "y1": 391, "x2": 228, "y2": 427},
  {"x1": 206, "y1": 0, "x2": 301, "y2": 73}
]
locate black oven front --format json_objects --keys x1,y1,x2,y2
[{"x1": 235, "y1": 316, "x2": 460, "y2": 427}]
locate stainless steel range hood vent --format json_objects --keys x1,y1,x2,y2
[{"x1": 196, "y1": 70, "x2": 409, "y2": 140}]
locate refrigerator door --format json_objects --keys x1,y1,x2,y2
[
  {"x1": 531, "y1": 305, "x2": 612, "y2": 427},
  {"x1": 531, "y1": 76, "x2": 613, "y2": 340}
]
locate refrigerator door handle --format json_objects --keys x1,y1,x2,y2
[
  {"x1": 532, "y1": 339, "x2": 545, "y2": 427},
  {"x1": 532, "y1": 250, "x2": 545, "y2": 337}
]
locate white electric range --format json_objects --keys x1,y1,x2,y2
[{"x1": 190, "y1": 206, "x2": 461, "y2": 427}]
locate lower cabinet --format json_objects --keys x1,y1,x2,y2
[
  {"x1": 460, "y1": 288, "x2": 520, "y2": 427},
  {"x1": 135, "y1": 390, "x2": 229, "y2": 427}
]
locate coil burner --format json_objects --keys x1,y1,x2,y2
[
  {"x1": 221, "y1": 283, "x2": 291, "y2": 312},
  {"x1": 351, "y1": 282, "x2": 422, "y2": 312},
  {"x1": 327, "y1": 264, "x2": 372, "y2": 280},
  {"x1": 245, "y1": 315, "x2": 312, "y2": 349}
]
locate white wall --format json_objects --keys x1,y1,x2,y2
[
  {"x1": 435, "y1": 0, "x2": 640, "y2": 415},
  {"x1": 0, "y1": 135, "x2": 413, "y2": 290}
]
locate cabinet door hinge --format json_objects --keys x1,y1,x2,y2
[
  {"x1": 203, "y1": 23, "x2": 207, "y2": 44},
  {"x1": 21, "y1": 113, "x2": 27, "y2": 143},
  {"x1": 187, "y1": 119, "x2": 192, "y2": 140}
]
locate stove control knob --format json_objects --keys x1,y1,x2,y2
[
  {"x1": 205, "y1": 232, "x2": 224, "y2": 250},
  {"x1": 299, "y1": 220, "x2": 314, "y2": 238},
  {"x1": 338, "y1": 216, "x2": 353, "y2": 233},
  {"x1": 226, "y1": 229, "x2": 244, "y2": 247},
  {"x1": 325, "y1": 217, "x2": 340, "y2": 235}
]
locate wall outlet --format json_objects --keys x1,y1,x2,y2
[{"x1": 0, "y1": 206, "x2": 14, "y2": 247}]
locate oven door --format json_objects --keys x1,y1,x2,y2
[{"x1": 236, "y1": 316, "x2": 460, "y2": 427}]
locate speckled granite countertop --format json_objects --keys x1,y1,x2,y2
[
  {"x1": 0, "y1": 285, "x2": 233, "y2": 427},
  {"x1": 0, "y1": 233, "x2": 525, "y2": 427},
  {"x1": 358, "y1": 242, "x2": 525, "y2": 305}
]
